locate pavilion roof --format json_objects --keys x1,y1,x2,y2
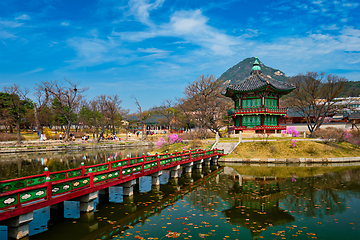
[{"x1": 222, "y1": 57, "x2": 296, "y2": 97}]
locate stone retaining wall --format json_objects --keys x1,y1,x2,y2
[
  {"x1": 220, "y1": 157, "x2": 360, "y2": 163},
  {"x1": 0, "y1": 142, "x2": 153, "y2": 154}
]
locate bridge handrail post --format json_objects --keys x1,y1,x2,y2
[
  {"x1": 44, "y1": 167, "x2": 50, "y2": 178},
  {"x1": 170, "y1": 153, "x2": 173, "y2": 164},
  {"x1": 127, "y1": 155, "x2": 130, "y2": 166},
  {"x1": 89, "y1": 169, "x2": 94, "y2": 188},
  {"x1": 107, "y1": 158, "x2": 111, "y2": 170},
  {"x1": 142, "y1": 159, "x2": 145, "y2": 173},
  {"x1": 81, "y1": 162, "x2": 85, "y2": 176},
  {"x1": 45, "y1": 176, "x2": 52, "y2": 200}
]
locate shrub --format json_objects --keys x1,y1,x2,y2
[
  {"x1": 312, "y1": 127, "x2": 344, "y2": 142},
  {"x1": 180, "y1": 131, "x2": 214, "y2": 141},
  {"x1": 72, "y1": 132, "x2": 86, "y2": 138},
  {"x1": 306, "y1": 146, "x2": 316, "y2": 154},
  {"x1": 342, "y1": 130, "x2": 360, "y2": 147},
  {"x1": 285, "y1": 126, "x2": 300, "y2": 137},
  {"x1": 0, "y1": 133, "x2": 25, "y2": 141},
  {"x1": 168, "y1": 134, "x2": 182, "y2": 144},
  {"x1": 155, "y1": 134, "x2": 183, "y2": 149},
  {"x1": 156, "y1": 137, "x2": 166, "y2": 148},
  {"x1": 47, "y1": 135, "x2": 60, "y2": 140},
  {"x1": 269, "y1": 145, "x2": 277, "y2": 153}
]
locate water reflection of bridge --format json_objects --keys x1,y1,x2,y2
[
  {"x1": 186, "y1": 167, "x2": 293, "y2": 240},
  {"x1": 224, "y1": 173, "x2": 292, "y2": 240}
]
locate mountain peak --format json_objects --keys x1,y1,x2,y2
[{"x1": 218, "y1": 57, "x2": 288, "y2": 85}]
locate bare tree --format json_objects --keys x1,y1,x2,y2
[
  {"x1": 93, "y1": 95, "x2": 128, "y2": 142},
  {"x1": 176, "y1": 98, "x2": 195, "y2": 132},
  {"x1": 2, "y1": 85, "x2": 29, "y2": 144},
  {"x1": 182, "y1": 75, "x2": 231, "y2": 138},
  {"x1": 42, "y1": 79, "x2": 87, "y2": 141},
  {"x1": 155, "y1": 100, "x2": 176, "y2": 131},
  {"x1": 134, "y1": 97, "x2": 150, "y2": 140},
  {"x1": 286, "y1": 72, "x2": 347, "y2": 135},
  {"x1": 33, "y1": 84, "x2": 50, "y2": 134}
]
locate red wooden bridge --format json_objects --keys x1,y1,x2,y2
[{"x1": 0, "y1": 148, "x2": 224, "y2": 222}]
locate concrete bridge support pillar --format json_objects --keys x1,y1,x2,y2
[
  {"x1": 121, "y1": 179, "x2": 136, "y2": 197},
  {"x1": 109, "y1": 186, "x2": 123, "y2": 203},
  {"x1": 151, "y1": 171, "x2": 162, "y2": 186},
  {"x1": 204, "y1": 158, "x2": 211, "y2": 166},
  {"x1": 182, "y1": 162, "x2": 193, "y2": 174},
  {"x1": 211, "y1": 156, "x2": 218, "y2": 165},
  {"x1": 169, "y1": 165, "x2": 180, "y2": 178},
  {"x1": 195, "y1": 159, "x2": 203, "y2": 169},
  {"x1": 6, "y1": 212, "x2": 33, "y2": 239},
  {"x1": 74, "y1": 191, "x2": 98, "y2": 212},
  {"x1": 134, "y1": 178, "x2": 140, "y2": 192}
]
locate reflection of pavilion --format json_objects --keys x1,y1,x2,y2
[{"x1": 223, "y1": 177, "x2": 294, "y2": 240}]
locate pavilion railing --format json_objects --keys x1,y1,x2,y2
[{"x1": 232, "y1": 108, "x2": 288, "y2": 116}]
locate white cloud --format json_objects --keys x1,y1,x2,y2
[
  {"x1": 128, "y1": 0, "x2": 164, "y2": 26},
  {"x1": 138, "y1": 47, "x2": 170, "y2": 53},
  {"x1": 17, "y1": 68, "x2": 45, "y2": 76},
  {"x1": 114, "y1": 9, "x2": 239, "y2": 56},
  {"x1": 15, "y1": 14, "x2": 30, "y2": 20},
  {"x1": 65, "y1": 35, "x2": 137, "y2": 68},
  {"x1": 61, "y1": 21, "x2": 69, "y2": 26},
  {"x1": 322, "y1": 24, "x2": 339, "y2": 30},
  {"x1": 0, "y1": 30, "x2": 16, "y2": 39},
  {"x1": 67, "y1": 37, "x2": 111, "y2": 64},
  {"x1": 0, "y1": 20, "x2": 23, "y2": 28},
  {"x1": 342, "y1": 2, "x2": 359, "y2": 8}
]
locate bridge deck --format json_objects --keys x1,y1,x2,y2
[{"x1": 0, "y1": 149, "x2": 224, "y2": 221}]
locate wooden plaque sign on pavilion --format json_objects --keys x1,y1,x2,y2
[{"x1": 222, "y1": 57, "x2": 296, "y2": 133}]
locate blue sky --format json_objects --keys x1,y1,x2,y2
[{"x1": 1, "y1": 0, "x2": 360, "y2": 112}]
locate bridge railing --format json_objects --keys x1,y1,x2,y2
[{"x1": 0, "y1": 149, "x2": 224, "y2": 212}]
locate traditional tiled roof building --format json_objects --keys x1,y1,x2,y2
[{"x1": 222, "y1": 57, "x2": 296, "y2": 133}]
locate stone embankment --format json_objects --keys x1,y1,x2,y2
[
  {"x1": 0, "y1": 139, "x2": 153, "y2": 154},
  {"x1": 220, "y1": 157, "x2": 360, "y2": 164}
]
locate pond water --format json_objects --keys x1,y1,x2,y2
[
  {"x1": 1, "y1": 150, "x2": 360, "y2": 240},
  {"x1": 0, "y1": 148, "x2": 151, "y2": 181}
]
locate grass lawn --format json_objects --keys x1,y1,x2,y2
[
  {"x1": 151, "y1": 141, "x2": 214, "y2": 154},
  {"x1": 228, "y1": 165, "x2": 360, "y2": 178},
  {"x1": 22, "y1": 132, "x2": 39, "y2": 140},
  {"x1": 228, "y1": 140, "x2": 360, "y2": 158}
]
